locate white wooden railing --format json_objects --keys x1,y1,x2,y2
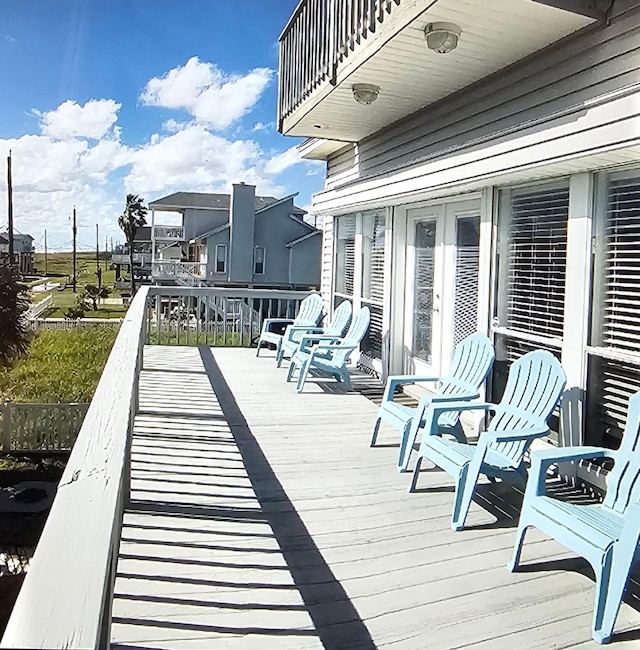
[
  {"x1": 153, "y1": 225, "x2": 184, "y2": 240},
  {"x1": 111, "y1": 252, "x2": 152, "y2": 265},
  {"x1": 152, "y1": 260, "x2": 206, "y2": 283},
  {"x1": 1, "y1": 286, "x2": 148, "y2": 649},
  {"x1": 278, "y1": 0, "x2": 402, "y2": 125},
  {"x1": 1, "y1": 285, "x2": 314, "y2": 648},
  {"x1": 1, "y1": 402, "x2": 89, "y2": 452},
  {"x1": 28, "y1": 318, "x2": 124, "y2": 331}
]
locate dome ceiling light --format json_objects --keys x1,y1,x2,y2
[
  {"x1": 424, "y1": 22, "x2": 461, "y2": 54},
  {"x1": 352, "y1": 83, "x2": 380, "y2": 105}
]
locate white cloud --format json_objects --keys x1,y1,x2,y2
[
  {"x1": 37, "y1": 99, "x2": 121, "y2": 140},
  {"x1": 125, "y1": 123, "x2": 285, "y2": 197},
  {"x1": 140, "y1": 57, "x2": 273, "y2": 130},
  {"x1": 264, "y1": 146, "x2": 304, "y2": 176},
  {"x1": 252, "y1": 121, "x2": 272, "y2": 132}
]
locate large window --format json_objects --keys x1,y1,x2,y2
[
  {"x1": 586, "y1": 172, "x2": 640, "y2": 447},
  {"x1": 334, "y1": 215, "x2": 356, "y2": 297},
  {"x1": 492, "y1": 182, "x2": 569, "y2": 440}
]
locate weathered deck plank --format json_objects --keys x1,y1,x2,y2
[{"x1": 111, "y1": 346, "x2": 640, "y2": 649}]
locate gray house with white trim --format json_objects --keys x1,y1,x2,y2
[
  {"x1": 277, "y1": 0, "x2": 640, "y2": 453},
  {"x1": 149, "y1": 183, "x2": 321, "y2": 289}
]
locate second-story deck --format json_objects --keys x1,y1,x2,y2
[
  {"x1": 4, "y1": 286, "x2": 640, "y2": 649},
  {"x1": 114, "y1": 347, "x2": 640, "y2": 648}
]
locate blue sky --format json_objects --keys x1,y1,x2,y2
[{"x1": 0, "y1": 1, "x2": 324, "y2": 252}]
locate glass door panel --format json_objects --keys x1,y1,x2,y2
[{"x1": 412, "y1": 219, "x2": 437, "y2": 364}]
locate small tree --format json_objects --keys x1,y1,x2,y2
[
  {"x1": 0, "y1": 261, "x2": 31, "y2": 366},
  {"x1": 83, "y1": 284, "x2": 110, "y2": 311},
  {"x1": 118, "y1": 194, "x2": 148, "y2": 296},
  {"x1": 64, "y1": 296, "x2": 88, "y2": 320}
]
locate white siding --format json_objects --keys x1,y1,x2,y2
[
  {"x1": 320, "y1": 216, "x2": 334, "y2": 313},
  {"x1": 325, "y1": 1, "x2": 640, "y2": 190}
]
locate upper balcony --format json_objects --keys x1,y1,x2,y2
[
  {"x1": 153, "y1": 225, "x2": 185, "y2": 241},
  {"x1": 277, "y1": 0, "x2": 602, "y2": 143}
]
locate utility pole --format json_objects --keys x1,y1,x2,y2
[
  {"x1": 72, "y1": 206, "x2": 77, "y2": 293},
  {"x1": 7, "y1": 150, "x2": 14, "y2": 268},
  {"x1": 44, "y1": 230, "x2": 48, "y2": 275},
  {"x1": 105, "y1": 235, "x2": 108, "y2": 270},
  {"x1": 95, "y1": 223, "x2": 101, "y2": 288}
]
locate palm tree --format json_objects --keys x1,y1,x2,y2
[
  {"x1": 0, "y1": 260, "x2": 31, "y2": 366},
  {"x1": 118, "y1": 194, "x2": 148, "y2": 296}
]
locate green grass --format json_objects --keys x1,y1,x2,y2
[
  {"x1": 29, "y1": 252, "x2": 127, "y2": 319},
  {"x1": 0, "y1": 328, "x2": 118, "y2": 403}
]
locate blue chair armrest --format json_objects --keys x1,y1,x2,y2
[
  {"x1": 383, "y1": 374, "x2": 442, "y2": 402},
  {"x1": 299, "y1": 334, "x2": 341, "y2": 351},
  {"x1": 262, "y1": 318, "x2": 294, "y2": 333},
  {"x1": 527, "y1": 447, "x2": 613, "y2": 497},
  {"x1": 480, "y1": 426, "x2": 549, "y2": 444}
]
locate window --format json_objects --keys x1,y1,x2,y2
[
  {"x1": 492, "y1": 182, "x2": 569, "y2": 441},
  {"x1": 361, "y1": 210, "x2": 386, "y2": 360},
  {"x1": 254, "y1": 245, "x2": 265, "y2": 275},
  {"x1": 586, "y1": 172, "x2": 640, "y2": 447},
  {"x1": 496, "y1": 182, "x2": 569, "y2": 340},
  {"x1": 334, "y1": 215, "x2": 356, "y2": 296},
  {"x1": 453, "y1": 216, "x2": 480, "y2": 347},
  {"x1": 215, "y1": 244, "x2": 226, "y2": 273}
]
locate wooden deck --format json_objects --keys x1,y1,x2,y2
[{"x1": 110, "y1": 346, "x2": 640, "y2": 649}]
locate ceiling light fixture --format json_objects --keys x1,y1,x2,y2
[
  {"x1": 352, "y1": 83, "x2": 380, "y2": 105},
  {"x1": 424, "y1": 22, "x2": 461, "y2": 54}
]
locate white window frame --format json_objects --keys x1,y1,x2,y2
[
  {"x1": 214, "y1": 244, "x2": 227, "y2": 274},
  {"x1": 254, "y1": 245, "x2": 266, "y2": 275}
]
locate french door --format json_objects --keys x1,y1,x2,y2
[{"x1": 403, "y1": 200, "x2": 481, "y2": 376}]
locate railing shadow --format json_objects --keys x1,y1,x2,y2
[{"x1": 198, "y1": 346, "x2": 377, "y2": 649}]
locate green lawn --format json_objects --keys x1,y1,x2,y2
[
  {"x1": 29, "y1": 252, "x2": 128, "y2": 319},
  {"x1": 0, "y1": 328, "x2": 119, "y2": 402}
]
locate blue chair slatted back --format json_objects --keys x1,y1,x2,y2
[
  {"x1": 602, "y1": 391, "x2": 640, "y2": 515},
  {"x1": 437, "y1": 333, "x2": 495, "y2": 427},
  {"x1": 295, "y1": 294, "x2": 324, "y2": 326},
  {"x1": 327, "y1": 306, "x2": 370, "y2": 368},
  {"x1": 325, "y1": 300, "x2": 352, "y2": 337},
  {"x1": 488, "y1": 350, "x2": 566, "y2": 466}
]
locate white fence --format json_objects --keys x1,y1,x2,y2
[
  {"x1": 1, "y1": 402, "x2": 89, "y2": 452},
  {"x1": 29, "y1": 318, "x2": 123, "y2": 331},
  {"x1": 25, "y1": 294, "x2": 53, "y2": 320}
]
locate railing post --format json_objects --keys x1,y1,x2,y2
[{"x1": 2, "y1": 400, "x2": 11, "y2": 452}]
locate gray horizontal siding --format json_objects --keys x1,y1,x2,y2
[{"x1": 327, "y1": 1, "x2": 640, "y2": 187}]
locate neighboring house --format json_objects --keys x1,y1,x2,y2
[
  {"x1": 276, "y1": 0, "x2": 640, "y2": 453},
  {"x1": 0, "y1": 232, "x2": 35, "y2": 275},
  {"x1": 111, "y1": 226, "x2": 152, "y2": 282},
  {"x1": 148, "y1": 183, "x2": 321, "y2": 289}
]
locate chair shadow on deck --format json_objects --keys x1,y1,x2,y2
[{"x1": 197, "y1": 346, "x2": 377, "y2": 649}]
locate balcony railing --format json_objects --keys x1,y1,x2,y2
[
  {"x1": 152, "y1": 260, "x2": 206, "y2": 285},
  {"x1": 278, "y1": 0, "x2": 401, "y2": 126},
  {"x1": 111, "y1": 252, "x2": 152, "y2": 265},
  {"x1": 1, "y1": 285, "x2": 313, "y2": 648},
  {"x1": 153, "y1": 225, "x2": 184, "y2": 240}
]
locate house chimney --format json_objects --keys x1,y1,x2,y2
[{"x1": 228, "y1": 182, "x2": 255, "y2": 283}]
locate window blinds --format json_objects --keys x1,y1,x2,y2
[
  {"x1": 453, "y1": 216, "x2": 480, "y2": 347},
  {"x1": 362, "y1": 212, "x2": 386, "y2": 304},
  {"x1": 502, "y1": 185, "x2": 569, "y2": 340},
  {"x1": 587, "y1": 175, "x2": 640, "y2": 447},
  {"x1": 335, "y1": 215, "x2": 356, "y2": 296}
]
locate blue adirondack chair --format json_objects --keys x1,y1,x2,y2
[
  {"x1": 286, "y1": 306, "x2": 370, "y2": 393},
  {"x1": 509, "y1": 390, "x2": 640, "y2": 644},
  {"x1": 370, "y1": 333, "x2": 495, "y2": 472},
  {"x1": 276, "y1": 300, "x2": 352, "y2": 368},
  {"x1": 255, "y1": 294, "x2": 323, "y2": 357},
  {"x1": 409, "y1": 350, "x2": 566, "y2": 531}
]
